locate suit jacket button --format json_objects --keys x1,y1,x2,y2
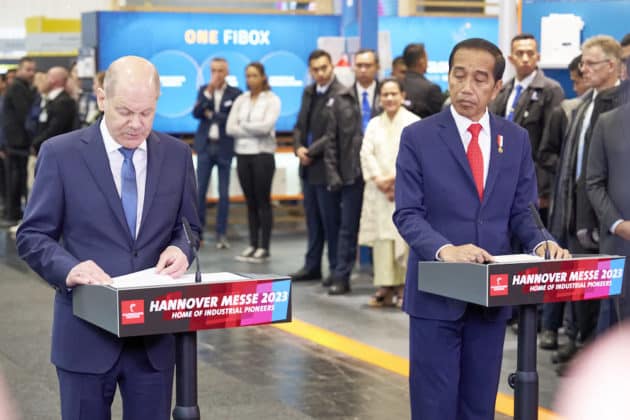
[{"x1": 133, "y1": 251, "x2": 138, "y2": 257}]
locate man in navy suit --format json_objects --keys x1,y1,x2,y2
[
  {"x1": 192, "y1": 57, "x2": 241, "y2": 248},
  {"x1": 393, "y1": 38, "x2": 569, "y2": 420},
  {"x1": 16, "y1": 56, "x2": 201, "y2": 420}
]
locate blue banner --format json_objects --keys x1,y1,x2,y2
[{"x1": 98, "y1": 12, "x2": 341, "y2": 133}]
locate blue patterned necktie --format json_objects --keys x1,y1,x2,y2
[
  {"x1": 119, "y1": 147, "x2": 137, "y2": 239},
  {"x1": 361, "y1": 91, "x2": 371, "y2": 132},
  {"x1": 507, "y1": 84, "x2": 523, "y2": 121}
]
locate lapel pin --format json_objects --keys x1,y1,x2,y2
[{"x1": 497, "y1": 134, "x2": 504, "y2": 154}]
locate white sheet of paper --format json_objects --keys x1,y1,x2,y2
[
  {"x1": 110, "y1": 268, "x2": 249, "y2": 289},
  {"x1": 491, "y1": 254, "x2": 544, "y2": 264}
]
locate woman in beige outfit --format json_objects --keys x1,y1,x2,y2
[{"x1": 359, "y1": 79, "x2": 419, "y2": 307}]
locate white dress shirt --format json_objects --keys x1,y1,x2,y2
[
  {"x1": 99, "y1": 119, "x2": 148, "y2": 237},
  {"x1": 356, "y1": 80, "x2": 377, "y2": 116},
  {"x1": 204, "y1": 83, "x2": 226, "y2": 141},
  {"x1": 450, "y1": 105, "x2": 491, "y2": 186},
  {"x1": 504, "y1": 70, "x2": 537, "y2": 117}
]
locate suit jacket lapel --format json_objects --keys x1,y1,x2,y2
[
  {"x1": 438, "y1": 111, "x2": 477, "y2": 192},
  {"x1": 138, "y1": 131, "x2": 164, "y2": 239},
  {"x1": 483, "y1": 114, "x2": 502, "y2": 204},
  {"x1": 79, "y1": 125, "x2": 130, "y2": 239}
]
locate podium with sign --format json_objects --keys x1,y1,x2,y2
[
  {"x1": 73, "y1": 271, "x2": 292, "y2": 420},
  {"x1": 419, "y1": 254, "x2": 626, "y2": 420}
]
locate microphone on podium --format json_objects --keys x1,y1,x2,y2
[
  {"x1": 182, "y1": 216, "x2": 202, "y2": 283},
  {"x1": 528, "y1": 203, "x2": 550, "y2": 260}
]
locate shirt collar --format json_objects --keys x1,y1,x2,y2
[
  {"x1": 99, "y1": 119, "x2": 147, "y2": 155},
  {"x1": 515, "y1": 70, "x2": 537, "y2": 91},
  {"x1": 449, "y1": 105, "x2": 491, "y2": 138},
  {"x1": 47, "y1": 87, "x2": 64, "y2": 101},
  {"x1": 316, "y1": 77, "x2": 334, "y2": 94},
  {"x1": 356, "y1": 80, "x2": 376, "y2": 98}
]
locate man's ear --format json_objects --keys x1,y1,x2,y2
[{"x1": 96, "y1": 87, "x2": 106, "y2": 112}]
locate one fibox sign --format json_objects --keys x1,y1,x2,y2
[
  {"x1": 118, "y1": 279, "x2": 291, "y2": 336},
  {"x1": 487, "y1": 257, "x2": 625, "y2": 306}
]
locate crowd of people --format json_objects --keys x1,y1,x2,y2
[
  {"x1": 0, "y1": 58, "x2": 106, "y2": 235},
  {"x1": 3, "y1": 31, "x2": 630, "y2": 419}
]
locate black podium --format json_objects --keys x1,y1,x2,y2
[
  {"x1": 418, "y1": 254, "x2": 626, "y2": 420},
  {"x1": 72, "y1": 271, "x2": 292, "y2": 420}
]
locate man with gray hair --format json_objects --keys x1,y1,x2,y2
[
  {"x1": 548, "y1": 35, "x2": 628, "y2": 372},
  {"x1": 16, "y1": 56, "x2": 201, "y2": 419}
]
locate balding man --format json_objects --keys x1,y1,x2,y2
[
  {"x1": 32, "y1": 66, "x2": 77, "y2": 154},
  {"x1": 16, "y1": 56, "x2": 201, "y2": 420}
]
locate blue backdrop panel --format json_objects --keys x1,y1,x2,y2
[
  {"x1": 97, "y1": 12, "x2": 340, "y2": 134},
  {"x1": 380, "y1": 16, "x2": 498, "y2": 91}
]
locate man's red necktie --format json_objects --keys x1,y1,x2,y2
[{"x1": 467, "y1": 123, "x2": 484, "y2": 200}]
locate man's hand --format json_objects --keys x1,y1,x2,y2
[
  {"x1": 296, "y1": 146, "x2": 312, "y2": 166},
  {"x1": 66, "y1": 260, "x2": 112, "y2": 287},
  {"x1": 614, "y1": 221, "x2": 630, "y2": 241},
  {"x1": 438, "y1": 244, "x2": 493, "y2": 263},
  {"x1": 534, "y1": 242, "x2": 572, "y2": 259},
  {"x1": 156, "y1": 245, "x2": 189, "y2": 278}
]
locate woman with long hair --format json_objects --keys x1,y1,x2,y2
[{"x1": 227, "y1": 62, "x2": 281, "y2": 262}]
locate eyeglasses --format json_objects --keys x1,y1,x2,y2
[{"x1": 579, "y1": 59, "x2": 611, "y2": 70}]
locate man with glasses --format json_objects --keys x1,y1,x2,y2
[
  {"x1": 490, "y1": 33, "x2": 564, "y2": 225},
  {"x1": 548, "y1": 35, "x2": 628, "y2": 374}
]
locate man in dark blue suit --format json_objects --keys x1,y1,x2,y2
[
  {"x1": 193, "y1": 57, "x2": 241, "y2": 248},
  {"x1": 16, "y1": 56, "x2": 201, "y2": 420},
  {"x1": 393, "y1": 39, "x2": 569, "y2": 420}
]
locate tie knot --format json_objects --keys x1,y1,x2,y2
[
  {"x1": 467, "y1": 123, "x2": 482, "y2": 139},
  {"x1": 515, "y1": 84, "x2": 523, "y2": 94},
  {"x1": 119, "y1": 147, "x2": 135, "y2": 160},
  {"x1": 362, "y1": 91, "x2": 368, "y2": 100}
]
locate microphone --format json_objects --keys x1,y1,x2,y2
[
  {"x1": 528, "y1": 203, "x2": 550, "y2": 260},
  {"x1": 182, "y1": 216, "x2": 202, "y2": 283}
]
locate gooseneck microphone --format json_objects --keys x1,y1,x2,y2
[
  {"x1": 182, "y1": 216, "x2": 202, "y2": 283},
  {"x1": 528, "y1": 203, "x2": 550, "y2": 260}
]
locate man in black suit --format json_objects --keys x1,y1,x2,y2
[
  {"x1": 2, "y1": 56, "x2": 36, "y2": 224},
  {"x1": 490, "y1": 33, "x2": 564, "y2": 223},
  {"x1": 290, "y1": 49, "x2": 344, "y2": 283},
  {"x1": 324, "y1": 49, "x2": 381, "y2": 295},
  {"x1": 192, "y1": 57, "x2": 241, "y2": 248},
  {"x1": 32, "y1": 67, "x2": 77, "y2": 154},
  {"x1": 402, "y1": 43, "x2": 443, "y2": 118}
]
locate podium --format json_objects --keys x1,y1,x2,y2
[
  {"x1": 419, "y1": 254, "x2": 626, "y2": 420},
  {"x1": 73, "y1": 271, "x2": 292, "y2": 420}
]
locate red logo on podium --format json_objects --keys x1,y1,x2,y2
[
  {"x1": 121, "y1": 300, "x2": 145, "y2": 325},
  {"x1": 490, "y1": 274, "x2": 509, "y2": 296}
]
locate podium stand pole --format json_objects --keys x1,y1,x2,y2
[
  {"x1": 512, "y1": 304, "x2": 539, "y2": 420},
  {"x1": 172, "y1": 332, "x2": 201, "y2": 420}
]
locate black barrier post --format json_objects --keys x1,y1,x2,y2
[
  {"x1": 508, "y1": 304, "x2": 539, "y2": 420},
  {"x1": 172, "y1": 332, "x2": 201, "y2": 420}
]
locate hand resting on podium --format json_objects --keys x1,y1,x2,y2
[
  {"x1": 533, "y1": 242, "x2": 571, "y2": 259},
  {"x1": 438, "y1": 241, "x2": 571, "y2": 264},
  {"x1": 65, "y1": 245, "x2": 189, "y2": 287}
]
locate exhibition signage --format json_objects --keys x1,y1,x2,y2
[
  {"x1": 73, "y1": 271, "x2": 292, "y2": 337},
  {"x1": 419, "y1": 255, "x2": 625, "y2": 306}
]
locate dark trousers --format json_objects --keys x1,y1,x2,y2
[
  {"x1": 6, "y1": 151, "x2": 28, "y2": 221},
  {"x1": 197, "y1": 142, "x2": 232, "y2": 236},
  {"x1": 236, "y1": 153, "x2": 275, "y2": 250},
  {"x1": 409, "y1": 307, "x2": 506, "y2": 420},
  {"x1": 56, "y1": 340, "x2": 174, "y2": 420},
  {"x1": 567, "y1": 236, "x2": 600, "y2": 343},
  {"x1": 302, "y1": 180, "x2": 341, "y2": 273},
  {"x1": 331, "y1": 179, "x2": 364, "y2": 283}
]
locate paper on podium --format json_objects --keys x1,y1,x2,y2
[
  {"x1": 491, "y1": 254, "x2": 544, "y2": 264},
  {"x1": 110, "y1": 268, "x2": 248, "y2": 289}
]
